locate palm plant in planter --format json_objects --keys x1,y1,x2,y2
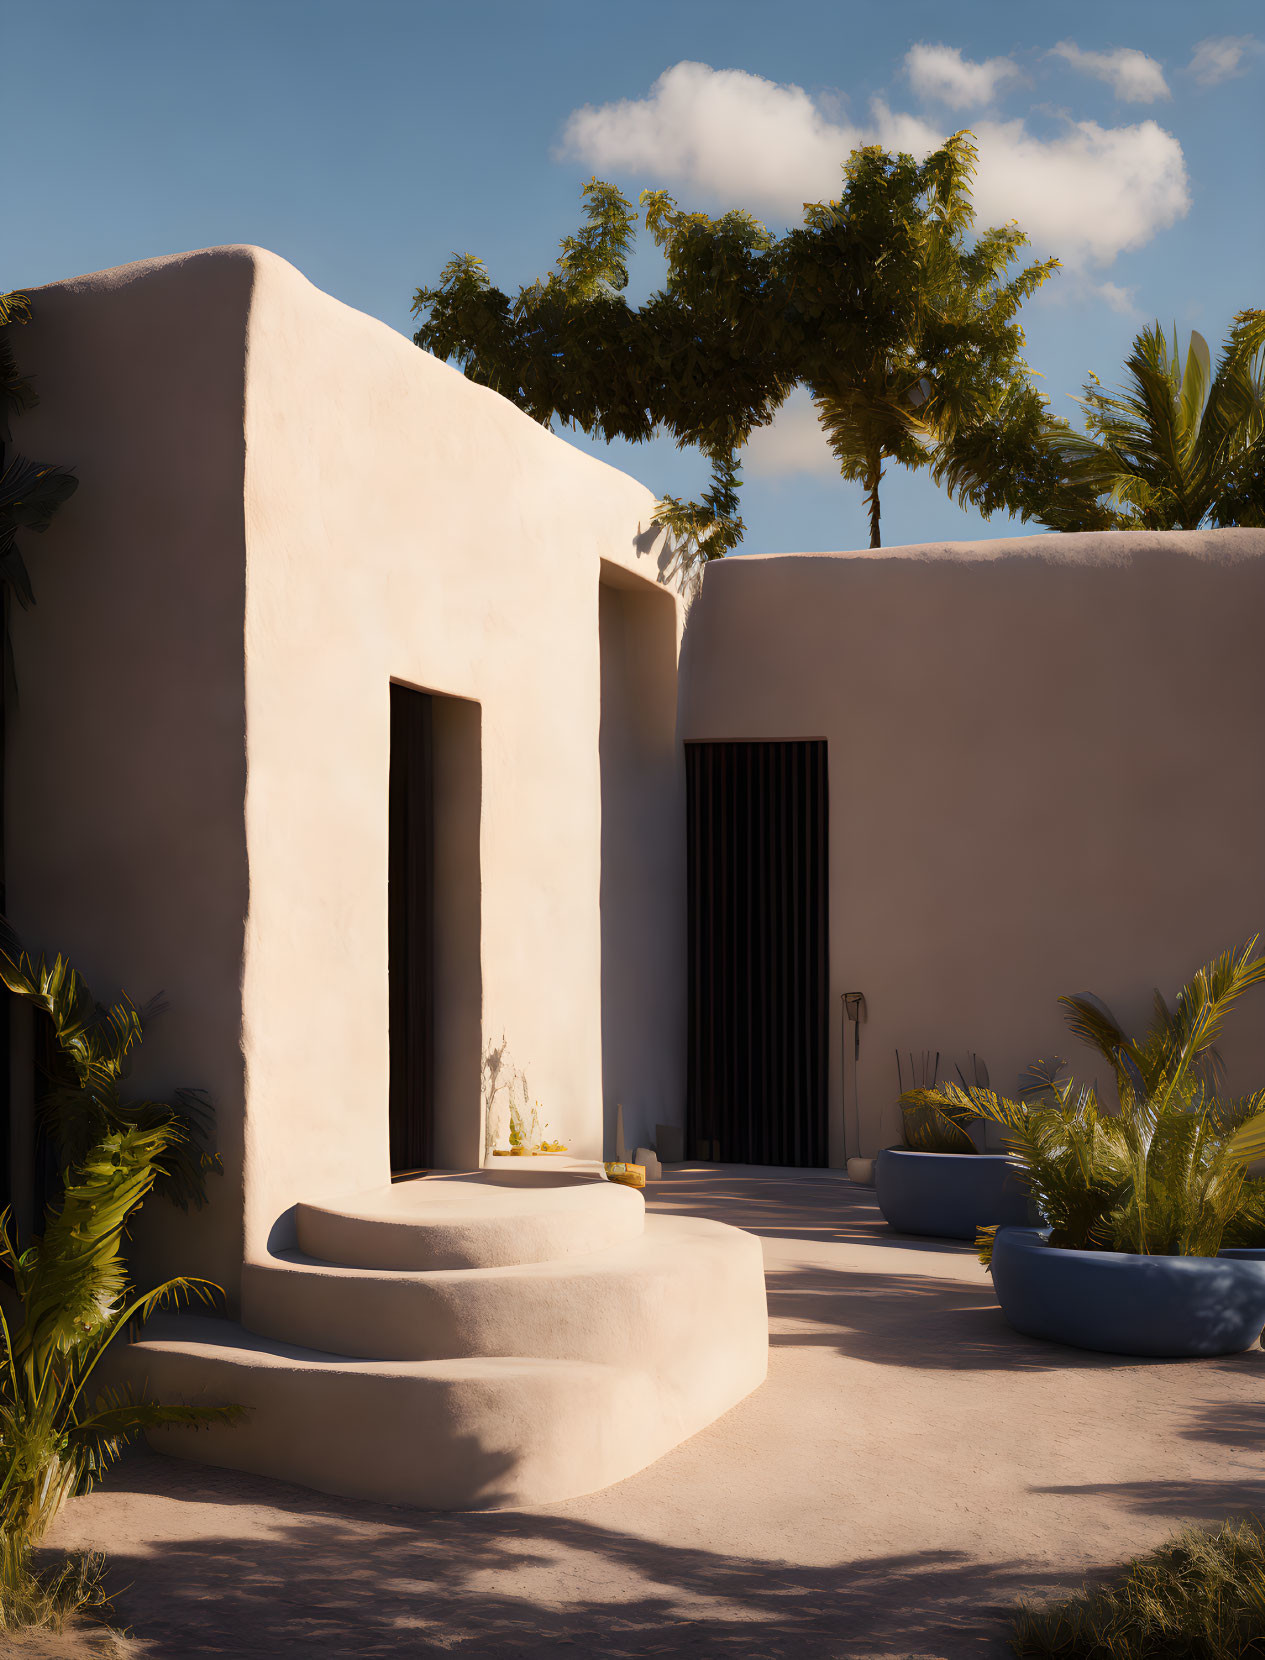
[
  {"x1": 967, "y1": 940, "x2": 1265, "y2": 1356},
  {"x1": 875, "y1": 1055, "x2": 1032, "y2": 1240}
]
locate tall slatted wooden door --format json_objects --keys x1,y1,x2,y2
[
  {"x1": 686, "y1": 740, "x2": 829, "y2": 1167},
  {"x1": 389, "y1": 683, "x2": 435, "y2": 1174}
]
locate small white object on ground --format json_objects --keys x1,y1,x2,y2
[
  {"x1": 634, "y1": 1146, "x2": 663, "y2": 1181},
  {"x1": 846, "y1": 1157, "x2": 875, "y2": 1186}
]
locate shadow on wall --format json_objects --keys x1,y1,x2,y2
[{"x1": 598, "y1": 562, "x2": 683, "y2": 1160}]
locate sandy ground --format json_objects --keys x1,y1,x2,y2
[{"x1": 22, "y1": 1167, "x2": 1265, "y2": 1659}]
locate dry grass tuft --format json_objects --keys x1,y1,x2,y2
[
  {"x1": 1012, "y1": 1517, "x2": 1265, "y2": 1658},
  {"x1": 0, "y1": 1538, "x2": 112, "y2": 1636}
]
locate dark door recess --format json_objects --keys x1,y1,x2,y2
[
  {"x1": 389, "y1": 683, "x2": 434, "y2": 1174},
  {"x1": 686, "y1": 740, "x2": 829, "y2": 1167}
]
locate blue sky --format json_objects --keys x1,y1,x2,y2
[{"x1": 9, "y1": 0, "x2": 1263, "y2": 554}]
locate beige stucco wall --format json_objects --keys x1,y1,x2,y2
[
  {"x1": 6, "y1": 250, "x2": 253, "y2": 1288},
  {"x1": 7, "y1": 246, "x2": 687, "y2": 1298},
  {"x1": 679, "y1": 531, "x2": 1265, "y2": 1162},
  {"x1": 598, "y1": 565, "x2": 685, "y2": 1156}
]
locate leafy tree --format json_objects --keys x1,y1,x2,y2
[
  {"x1": 778, "y1": 133, "x2": 1060, "y2": 547},
  {"x1": 413, "y1": 179, "x2": 790, "y2": 573},
  {"x1": 930, "y1": 379, "x2": 1118, "y2": 533},
  {"x1": 414, "y1": 135, "x2": 1060, "y2": 563},
  {"x1": 1035, "y1": 314, "x2": 1265, "y2": 531},
  {"x1": 634, "y1": 192, "x2": 790, "y2": 566}
]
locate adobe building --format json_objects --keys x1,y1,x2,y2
[{"x1": 7, "y1": 246, "x2": 1265, "y2": 1506}]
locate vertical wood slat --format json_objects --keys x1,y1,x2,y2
[
  {"x1": 686, "y1": 740, "x2": 829, "y2": 1168},
  {"x1": 388, "y1": 683, "x2": 435, "y2": 1173}
]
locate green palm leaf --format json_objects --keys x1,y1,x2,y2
[
  {"x1": 13, "y1": 1128, "x2": 170, "y2": 1361},
  {"x1": 1046, "y1": 311, "x2": 1265, "y2": 531},
  {"x1": 980, "y1": 944, "x2": 1265, "y2": 1264},
  {"x1": 0, "y1": 1131, "x2": 239, "y2": 1556},
  {"x1": 0, "y1": 918, "x2": 218, "y2": 1210}
]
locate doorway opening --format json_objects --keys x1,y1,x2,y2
[
  {"x1": 686, "y1": 739, "x2": 829, "y2": 1167},
  {"x1": 389, "y1": 682, "x2": 482, "y2": 1177}
]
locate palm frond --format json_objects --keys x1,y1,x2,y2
[
  {"x1": 992, "y1": 945, "x2": 1265, "y2": 1259},
  {"x1": 1225, "y1": 1111, "x2": 1265, "y2": 1170},
  {"x1": 899, "y1": 1087, "x2": 976, "y2": 1153},
  {"x1": 66, "y1": 1392, "x2": 244, "y2": 1490},
  {"x1": 0, "y1": 918, "x2": 218, "y2": 1211},
  {"x1": 12, "y1": 1128, "x2": 170, "y2": 1360},
  {"x1": 0, "y1": 1121, "x2": 239, "y2": 1555},
  {"x1": 1052, "y1": 314, "x2": 1265, "y2": 530}
]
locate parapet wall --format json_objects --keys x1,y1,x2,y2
[{"x1": 679, "y1": 529, "x2": 1265, "y2": 1159}]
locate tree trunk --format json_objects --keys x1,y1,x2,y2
[{"x1": 864, "y1": 453, "x2": 883, "y2": 549}]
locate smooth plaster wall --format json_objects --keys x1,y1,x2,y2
[
  {"x1": 679, "y1": 531, "x2": 1265, "y2": 1163},
  {"x1": 5, "y1": 250, "x2": 253, "y2": 1287},
  {"x1": 7, "y1": 246, "x2": 686, "y2": 1296},
  {"x1": 598, "y1": 564, "x2": 686, "y2": 1156}
]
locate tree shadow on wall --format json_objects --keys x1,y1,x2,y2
[{"x1": 77, "y1": 1452, "x2": 1056, "y2": 1660}]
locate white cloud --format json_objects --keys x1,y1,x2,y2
[
  {"x1": 1188, "y1": 35, "x2": 1260, "y2": 86},
  {"x1": 744, "y1": 389, "x2": 835, "y2": 479},
  {"x1": 948, "y1": 113, "x2": 1188, "y2": 266},
  {"x1": 1050, "y1": 41, "x2": 1170, "y2": 102},
  {"x1": 905, "y1": 43, "x2": 1024, "y2": 109},
  {"x1": 561, "y1": 62, "x2": 848, "y2": 212},
  {"x1": 559, "y1": 62, "x2": 1190, "y2": 267},
  {"x1": 1092, "y1": 280, "x2": 1138, "y2": 315}
]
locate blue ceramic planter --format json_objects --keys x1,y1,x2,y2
[
  {"x1": 875, "y1": 1147, "x2": 1030, "y2": 1240},
  {"x1": 991, "y1": 1226, "x2": 1265, "y2": 1357}
]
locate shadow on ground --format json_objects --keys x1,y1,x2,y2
[
  {"x1": 651, "y1": 1166, "x2": 964, "y2": 1253},
  {"x1": 659, "y1": 1168, "x2": 1265, "y2": 1377},
  {"x1": 51, "y1": 1167, "x2": 1265, "y2": 1658},
  {"x1": 764, "y1": 1262, "x2": 1265, "y2": 1375},
  {"x1": 86, "y1": 1452, "x2": 1050, "y2": 1659}
]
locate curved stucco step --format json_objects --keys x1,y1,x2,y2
[
  {"x1": 242, "y1": 1213, "x2": 765, "y2": 1365},
  {"x1": 123, "y1": 1307, "x2": 767, "y2": 1509},
  {"x1": 295, "y1": 1169, "x2": 643, "y2": 1271}
]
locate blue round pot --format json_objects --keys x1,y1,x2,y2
[
  {"x1": 991, "y1": 1227, "x2": 1265, "y2": 1357},
  {"x1": 875, "y1": 1147, "x2": 1029, "y2": 1241}
]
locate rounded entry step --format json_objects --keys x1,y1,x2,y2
[{"x1": 295, "y1": 1168, "x2": 644, "y2": 1270}]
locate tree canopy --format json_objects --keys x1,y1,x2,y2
[
  {"x1": 775, "y1": 134, "x2": 1058, "y2": 546},
  {"x1": 414, "y1": 177, "x2": 789, "y2": 568},
  {"x1": 412, "y1": 134, "x2": 1068, "y2": 565}
]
